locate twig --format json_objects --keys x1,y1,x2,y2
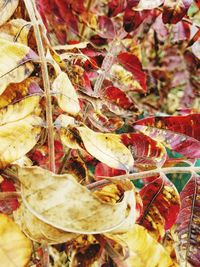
[
  {"x1": 24, "y1": 0, "x2": 55, "y2": 172},
  {"x1": 88, "y1": 166, "x2": 200, "y2": 190}
]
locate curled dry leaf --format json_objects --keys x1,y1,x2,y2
[
  {"x1": 0, "y1": 38, "x2": 36, "y2": 95},
  {"x1": 0, "y1": 0, "x2": 19, "y2": 26},
  {"x1": 0, "y1": 19, "x2": 32, "y2": 45},
  {"x1": 19, "y1": 166, "x2": 136, "y2": 234},
  {"x1": 107, "y1": 224, "x2": 175, "y2": 267},
  {"x1": 76, "y1": 125, "x2": 134, "y2": 171},
  {"x1": 0, "y1": 115, "x2": 42, "y2": 169},
  {"x1": 52, "y1": 71, "x2": 80, "y2": 115},
  {"x1": 14, "y1": 204, "x2": 78, "y2": 245},
  {"x1": 0, "y1": 213, "x2": 32, "y2": 267},
  {"x1": 0, "y1": 95, "x2": 40, "y2": 125}
]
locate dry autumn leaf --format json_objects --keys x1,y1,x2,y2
[
  {"x1": 107, "y1": 224, "x2": 175, "y2": 267},
  {"x1": 0, "y1": 0, "x2": 19, "y2": 27},
  {"x1": 52, "y1": 71, "x2": 80, "y2": 115},
  {"x1": 0, "y1": 115, "x2": 42, "y2": 168},
  {"x1": 19, "y1": 166, "x2": 136, "y2": 234},
  {"x1": 0, "y1": 95, "x2": 40, "y2": 125},
  {"x1": 0, "y1": 19, "x2": 32, "y2": 45},
  {"x1": 0, "y1": 213, "x2": 32, "y2": 267},
  {"x1": 0, "y1": 38, "x2": 36, "y2": 95},
  {"x1": 14, "y1": 204, "x2": 78, "y2": 245}
]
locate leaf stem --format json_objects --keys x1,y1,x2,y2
[
  {"x1": 88, "y1": 166, "x2": 200, "y2": 190},
  {"x1": 24, "y1": 0, "x2": 55, "y2": 172}
]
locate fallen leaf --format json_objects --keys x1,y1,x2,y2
[
  {"x1": 0, "y1": 213, "x2": 32, "y2": 267},
  {"x1": 134, "y1": 0, "x2": 164, "y2": 10},
  {"x1": 52, "y1": 71, "x2": 80, "y2": 115},
  {"x1": 19, "y1": 166, "x2": 136, "y2": 234},
  {"x1": 0, "y1": 115, "x2": 42, "y2": 168}
]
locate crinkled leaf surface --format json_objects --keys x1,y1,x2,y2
[
  {"x1": 19, "y1": 166, "x2": 136, "y2": 234},
  {"x1": 0, "y1": 213, "x2": 32, "y2": 267}
]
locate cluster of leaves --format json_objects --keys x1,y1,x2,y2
[{"x1": 0, "y1": 0, "x2": 199, "y2": 267}]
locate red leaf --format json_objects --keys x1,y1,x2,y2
[
  {"x1": 95, "y1": 163, "x2": 125, "y2": 180},
  {"x1": 98, "y1": 16, "x2": 115, "y2": 39},
  {"x1": 134, "y1": 114, "x2": 200, "y2": 158},
  {"x1": 108, "y1": 0, "x2": 126, "y2": 17},
  {"x1": 0, "y1": 179, "x2": 19, "y2": 214},
  {"x1": 102, "y1": 86, "x2": 138, "y2": 112},
  {"x1": 121, "y1": 133, "x2": 167, "y2": 168},
  {"x1": 176, "y1": 174, "x2": 200, "y2": 267},
  {"x1": 118, "y1": 52, "x2": 147, "y2": 92},
  {"x1": 123, "y1": 8, "x2": 148, "y2": 32},
  {"x1": 162, "y1": 0, "x2": 193, "y2": 24},
  {"x1": 139, "y1": 175, "x2": 180, "y2": 238}
]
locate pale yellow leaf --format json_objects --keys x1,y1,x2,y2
[
  {"x1": 0, "y1": 115, "x2": 42, "y2": 169},
  {"x1": 0, "y1": 0, "x2": 19, "y2": 26},
  {"x1": 0, "y1": 95, "x2": 40, "y2": 125},
  {"x1": 134, "y1": 0, "x2": 164, "y2": 10},
  {"x1": 0, "y1": 38, "x2": 36, "y2": 95},
  {"x1": 0, "y1": 19, "x2": 32, "y2": 44},
  {"x1": 77, "y1": 126, "x2": 134, "y2": 171},
  {"x1": 0, "y1": 213, "x2": 32, "y2": 267},
  {"x1": 14, "y1": 204, "x2": 78, "y2": 245},
  {"x1": 19, "y1": 166, "x2": 135, "y2": 234},
  {"x1": 52, "y1": 72, "x2": 80, "y2": 115},
  {"x1": 108, "y1": 224, "x2": 175, "y2": 267},
  {"x1": 53, "y1": 42, "x2": 89, "y2": 50}
]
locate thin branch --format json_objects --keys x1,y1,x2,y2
[
  {"x1": 24, "y1": 0, "x2": 55, "y2": 172},
  {"x1": 88, "y1": 166, "x2": 200, "y2": 190}
]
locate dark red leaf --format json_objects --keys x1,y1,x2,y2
[
  {"x1": 121, "y1": 133, "x2": 167, "y2": 168},
  {"x1": 118, "y1": 52, "x2": 147, "y2": 92},
  {"x1": 162, "y1": 0, "x2": 193, "y2": 24},
  {"x1": 139, "y1": 175, "x2": 180, "y2": 238},
  {"x1": 134, "y1": 114, "x2": 200, "y2": 158},
  {"x1": 108, "y1": 0, "x2": 126, "y2": 17},
  {"x1": 0, "y1": 179, "x2": 19, "y2": 214},
  {"x1": 123, "y1": 8, "x2": 148, "y2": 32},
  {"x1": 176, "y1": 174, "x2": 200, "y2": 267}
]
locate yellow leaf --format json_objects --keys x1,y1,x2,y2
[
  {"x1": 0, "y1": 95, "x2": 40, "y2": 125},
  {"x1": 14, "y1": 204, "x2": 78, "y2": 245},
  {"x1": 0, "y1": 38, "x2": 36, "y2": 95},
  {"x1": 0, "y1": 213, "x2": 32, "y2": 267},
  {"x1": 0, "y1": 0, "x2": 19, "y2": 26},
  {"x1": 19, "y1": 166, "x2": 135, "y2": 234},
  {"x1": 52, "y1": 72, "x2": 80, "y2": 115},
  {"x1": 0, "y1": 19, "x2": 32, "y2": 44},
  {"x1": 108, "y1": 224, "x2": 175, "y2": 267},
  {"x1": 77, "y1": 126, "x2": 134, "y2": 171},
  {"x1": 0, "y1": 115, "x2": 42, "y2": 168}
]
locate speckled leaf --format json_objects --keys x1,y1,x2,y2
[{"x1": 19, "y1": 166, "x2": 136, "y2": 234}]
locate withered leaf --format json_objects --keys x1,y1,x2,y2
[{"x1": 19, "y1": 166, "x2": 136, "y2": 234}]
